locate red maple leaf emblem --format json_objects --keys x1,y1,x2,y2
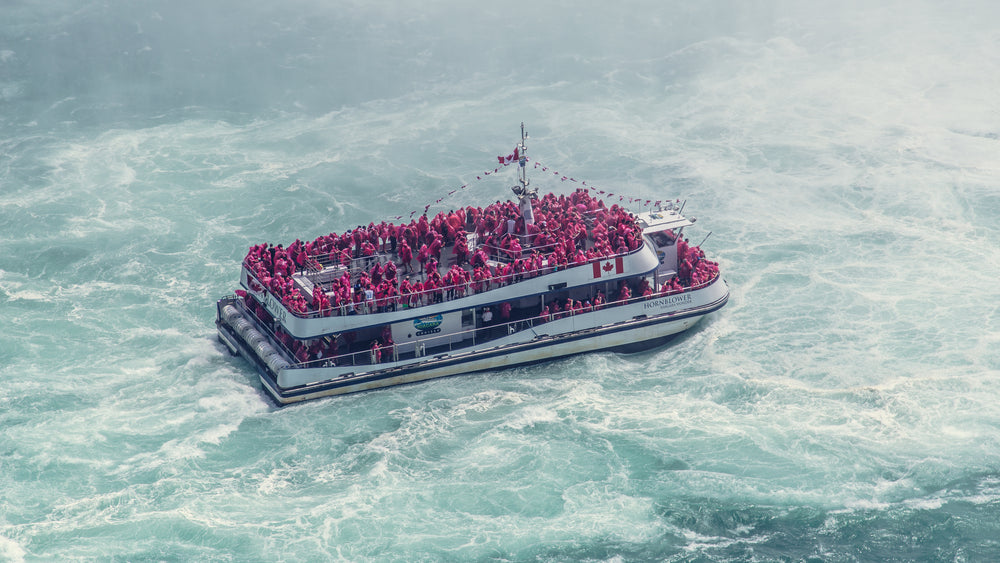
[{"x1": 602, "y1": 261, "x2": 614, "y2": 272}]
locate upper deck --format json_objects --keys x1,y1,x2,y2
[
  {"x1": 237, "y1": 189, "x2": 708, "y2": 339},
  {"x1": 244, "y1": 243, "x2": 660, "y2": 339}
]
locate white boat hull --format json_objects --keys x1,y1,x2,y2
[{"x1": 218, "y1": 277, "x2": 729, "y2": 404}]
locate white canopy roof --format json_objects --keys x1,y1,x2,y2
[{"x1": 635, "y1": 210, "x2": 695, "y2": 234}]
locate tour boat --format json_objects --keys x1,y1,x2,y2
[{"x1": 216, "y1": 124, "x2": 729, "y2": 404}]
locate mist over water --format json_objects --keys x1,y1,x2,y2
[{"x1": 2, "y1": 1, "x2": 999, "y2": 560}]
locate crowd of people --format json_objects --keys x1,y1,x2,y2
[
  {"x1": 240, "y1": 188, "x2": 719, "y2": 322},
  {"x1": 242, "y1": 189, "x2": 643, "y2": 317},
  {"x1": 674, "y1": 236, "x2": 720, "y2": 290}
]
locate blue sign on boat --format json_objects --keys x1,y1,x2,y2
[{"x1": 414, "y1": 315, "x2": 443, "y2": 331}]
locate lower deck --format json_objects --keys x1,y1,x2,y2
[
  {"x1": 217, "y1": 275, "x2": 730, "y2": 403},
  {"x1": 226, "y1": 267, "x2": 723, "y2": 373}
]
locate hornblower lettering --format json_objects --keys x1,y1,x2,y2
[
  {"x1": 264, "y1": 292, "x2": 288, "y2": 323},
  {"x1": 644, "y1": 293, "x2": 694, "y2": 310}
]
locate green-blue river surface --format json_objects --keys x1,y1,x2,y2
[{"x1": 2, "y1": 1, "x2": 999, "y2": 560}]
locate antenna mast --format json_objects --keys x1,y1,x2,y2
[{"x1": 511, "y1": 122, "x2": 537, "y2": 227}]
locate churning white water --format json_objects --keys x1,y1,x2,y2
[{"x1": 2, "y1": 1, "x2": 999, "y2": 560}]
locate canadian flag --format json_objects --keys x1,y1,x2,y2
[
  {"x1": 497, "y1": 146, "x2": 520, "y2": 165},
  {"x1": 592, "y1": 256, "x2": 624, "y2": 278}
]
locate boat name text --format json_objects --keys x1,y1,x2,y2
[
  {"x1": 643, "y1": 293, "x2": 694, "y2": 310},
  {"x1": 264, "y1": 291, "x2": 288, "y2": 323}
]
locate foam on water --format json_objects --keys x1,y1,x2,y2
[{"x1": 3, "y1": 0, "x2": 1000, "y2": 560}]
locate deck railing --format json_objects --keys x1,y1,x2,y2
[
  {"x1": 274, "y1": 271, "x2": 721, "y2": 371},
  {"x1": 243, "y1": 244, "x2": 653, "y2": 320}
]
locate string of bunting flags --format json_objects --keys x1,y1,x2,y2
[
  {"x1": 389, "y1": 148, "x2": 670, "y2": 221},
  {"x1": 529, "y1": 160, "x2": 668, "y2": 209}
]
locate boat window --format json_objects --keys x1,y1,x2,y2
[{"x1": 650, "y1": 232, "x2": 675, "y2": 247}]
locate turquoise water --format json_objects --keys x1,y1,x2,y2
[{"x1": 3, "y1": 1, "x2": 1000, "y2": 560}]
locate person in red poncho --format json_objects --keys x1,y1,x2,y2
[{"x1": 500, "y1": 301, "x2": 512, "y2": 322}]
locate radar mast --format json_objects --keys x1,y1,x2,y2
[{"x1": 510, "y1": 122, "x2": 537, "y2": 227}]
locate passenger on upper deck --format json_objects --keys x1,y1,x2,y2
[{"x1": 243, "y1": 190, "x2": 690, "y2": 318}]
